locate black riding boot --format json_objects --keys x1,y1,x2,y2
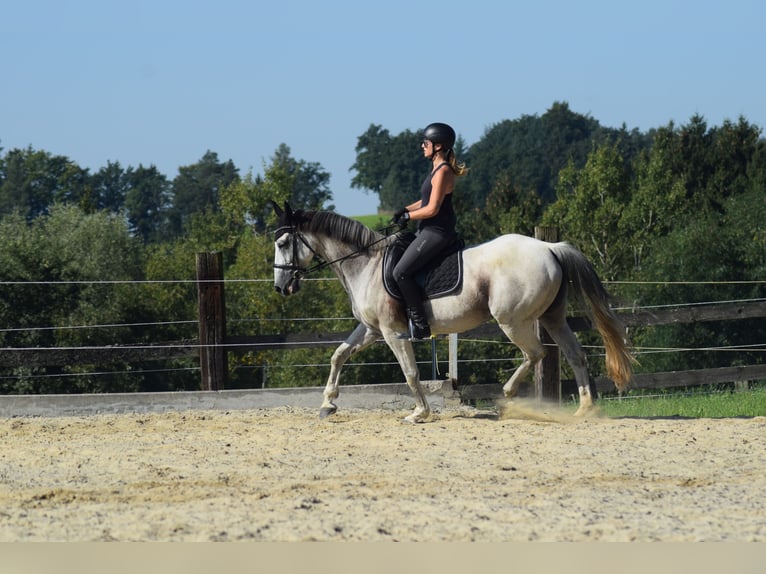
[
  {"x1": 394, "y1": 264, "x2": 432, "y2": 340},
  {"x1": 406, "y1": 305, "x2": 431, "y2": 340}
]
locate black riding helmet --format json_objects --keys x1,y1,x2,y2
[{"x1": 423, "y1": 122, "x2": 456, "y2": 150}]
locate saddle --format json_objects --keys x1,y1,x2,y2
[{"x1": 382, "y1": 232, "x2": 464, "y2": 301}]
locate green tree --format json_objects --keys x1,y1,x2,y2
[
  {"x1": 632, "y1": 208, "x2": 764, "y2": 374},
  {"x1": 617, "y1": 129, "x2": 687, "y2": 274},
  {"x1": 219, "y1": 169, "x2": 269, "y2": 231},
  {"x1": 377, "y1": 134, "x2": 428, "y2": 213},
  {"x1": 267, "y1": 143, "x2": 333, "y2": 211},
  {"x1": 621, "y1": 115, "x2": 765, "y2": 277},
  {"x1": 0, "y1": 205, "x2": 154, "y2": 394},
  {"x1": 351, "y1": 125, "x2": 418, "y2": 211},
  {"x1": 619, "y1": 116, "x2": 766, "y2": 375},
  {"x1": 220, "y1": 144, "x2": 334, "y2": 233},
  {"x1": 125, "y1": 164, "x2": 172, "y2": 243},
  {"x1": 724, "y1": 188, "x2": 766, "y2": 285},
  {"x1": 464, "y1": 102, "x2": 602, "y2": 210},
  {"x1": 167, "y1": 150, "x2": 239, "y2": 236},
  {"x1": 89, "y1": 161, "x2": 130, "y2": 213},
  {"x1": 543, "y1": 144, "x2": 632, "y2": 280},
  {"x1": 0, "y1": 147, "x2": 88, "y2": 219},
  {"x1": 458, "y1": 102, "x2": 651, "y2": 244},
  {"x1": 467, "y1": 172, "x2": 544, "y2": 242},
  {"x1": 350, "y1": 124, "x2": 397, "y2": 198}
]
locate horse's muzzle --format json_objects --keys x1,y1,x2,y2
[{"x1": 275, "y1": 276, "x2": 301, "y2": 296}]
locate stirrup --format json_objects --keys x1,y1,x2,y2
[
  {"x1": 396, "y1": 333, "x2": 437, "y2": 341},
  {"x1": 396, "y1": 332, "x2": 432, "y2": 341},
  {"x1": 404, "y1": 318, "x2": 432, "y2": 341},
  {"x1": 396, "y1": 306, "x2": 431, "y2": 341}
]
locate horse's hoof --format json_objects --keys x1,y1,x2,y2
[
  {"x1": 574, "y1": 404, "x2": 602, "y2": 418},
  {"x1": 402, "y1": 410, "x2": 431, "y2": 424},
  {"x1": 502, "y1": 388, "x2": 517, "y2": 400},
  {"x1": 319, "y1": 406, "x2": 337, "y2": 419}
]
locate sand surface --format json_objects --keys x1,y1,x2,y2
[{"x1": 1, "y1": 403, "x2": 764, "y2": 542}]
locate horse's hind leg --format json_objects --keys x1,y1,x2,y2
[
  {"x1": 497, "y1": 321, "x2": 545, "y2": 399},
  {"x1": 538, "y1": 314, "x2": 595, "y2": 416},
  {"x1": 320, "y1": 323, "x2": 379, "y2": 418}
]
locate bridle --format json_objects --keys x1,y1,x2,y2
[
  {"x1": 273, "y1": 223, "x2": 400, "y2": 280},
  {"x1": 272, "y1": 225, "x2": 319, "y2": 279}
]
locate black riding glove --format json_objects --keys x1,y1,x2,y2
[{"x1": 391, "y1": 208, "x2": 410, "y2": 227}]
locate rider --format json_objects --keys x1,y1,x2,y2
[{"x1": 391, "y1": 122, "x2": 468, "y2": 340}]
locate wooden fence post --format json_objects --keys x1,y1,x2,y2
[
  {"x1": 196, "y1": 252, "x2": 227, "y2": 391},
  {"x1": 534, "y1": 226, "x2": 561, "y2": 403}
]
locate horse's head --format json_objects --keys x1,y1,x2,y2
[{"x1": 272, "y1": 201, "x2": 315, "y2": 296}]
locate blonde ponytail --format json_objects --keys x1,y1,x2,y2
[{"x1": 446, "y1": 149, "x2": 468, "y2": 177}]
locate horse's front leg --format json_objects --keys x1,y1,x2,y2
[
  {"x1": 320, "y1": 323, "x2": 379, "y2": 419},
  {"x1": 382, "y1": 331, "x2": 431, "y2": 424}
]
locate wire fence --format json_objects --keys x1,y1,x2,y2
[{"x1": 0, "y1": 277, "x2": 764, "y2": 388}]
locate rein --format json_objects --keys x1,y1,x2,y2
[{"x1": 274, "y1": 223, "x2": 401, "y2": 278}]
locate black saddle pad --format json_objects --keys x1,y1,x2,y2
[{"x1": 382, "y1": 232, "x2": 464, "y2": 301}]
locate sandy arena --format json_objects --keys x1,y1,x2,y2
[{"x1": 0, "y1": 403, "x2": 764, "y2": 542}]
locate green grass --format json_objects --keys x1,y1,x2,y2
[
  {"x1": 351, "y1": 213, "x2": 392, "y2": 230},
  {"x1": 592, "y1": 385, "x2": 766, "y2": 418}
]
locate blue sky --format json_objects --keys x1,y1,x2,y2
[{"x1": 2, "y1": 0, "x2": 763, "y2": 215}]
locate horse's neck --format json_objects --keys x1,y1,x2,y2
[
  {"x1": 310, "y1": 233, "x2": 380, "y2": 284},
  {"x1": 311, "y1": 235, "x2": 350, "y2": 263}
]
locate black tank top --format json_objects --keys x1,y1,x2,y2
[{"x1": 418, "y1": 162, "x2": 456, "y2": 235}]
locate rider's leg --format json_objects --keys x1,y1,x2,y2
[{"x1": 392, "y1": 229, "x2": 450, "y2": 339}]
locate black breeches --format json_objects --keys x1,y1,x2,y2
[{"x1": 392, "y1": 228, "x2": 453, "y2": 307}]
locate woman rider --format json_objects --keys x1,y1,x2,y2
[{"x1": 391, "y1": 122, "x2": 468, "y2": 340}]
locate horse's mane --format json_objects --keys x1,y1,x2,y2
[{"x1": 297, "y1": 210, "x2": 388, "y2": 252}]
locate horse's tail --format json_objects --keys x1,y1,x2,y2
[{"x1": 548, "y1": 243, "x2": 635, "y2": 391}]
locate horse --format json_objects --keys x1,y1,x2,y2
[{"x1": 271, "y1": 201, "x2": 634, "y2": 423}]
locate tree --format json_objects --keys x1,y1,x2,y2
[
  {"x1": 632, "y1": 208, "x2": 764, "y2": 374},
  {"x1": 465, "y1": 172, "x2": 544, "y2": 243},
  {"x1": 350, "y1": 124, "x2": 396, "y2": 196},
  {"x1": 269, "y1": 143, "x2": 333, "y2": 211},
  {"x1": 619, "y1": 127, "x2": 688, "y2": 273},
  {"x1": 464, "y1": 102, "x2": 602, "y2": 210},
  {"x1": 0, "y1": 146, "x2": 88, "y2": 219},
  {"x1": 125, "y1": 164, "x2": 172, "y2": 243},
  {"x1": 617, "y1": 116, "x2": 766, "y2": 375},
  {"x1": 377, "y1": 134, "x2": 429, "y2": 212},
  {"x1": 220, "y1": 144, "x2": 333, "y2": 234},
  {"x1": 543, "y1": 144, "x2": 632, "y2": 280},
  {"x1": 89, "y1": 161, "x2": 130, "y2": 213},
  {"x1": 167, "y1": 150, "x2": 239, "y2": 237},
  {"x1": 220, "y1": 165, "x2": 288, "y2": 234},
  {"x1": 620, "y1": 115, "x2": 765, "y2": 276},
  {"x1": 0, "y1": 205, "x2": 152, "y2": 393}
]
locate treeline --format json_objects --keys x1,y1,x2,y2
[
  {"x1": 1, "y1": 102, "x2": 764, "y2": 394},
  {"x1": 0, "y1": 144, "x2": 332, "y2": 242}
]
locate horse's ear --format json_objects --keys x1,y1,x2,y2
[
  {"x1": 283, "y1": 201, "x2": 293, "y2": 219},
  {"x1": 271, "y1": 200, "x2": 284, "y2": 218}
]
